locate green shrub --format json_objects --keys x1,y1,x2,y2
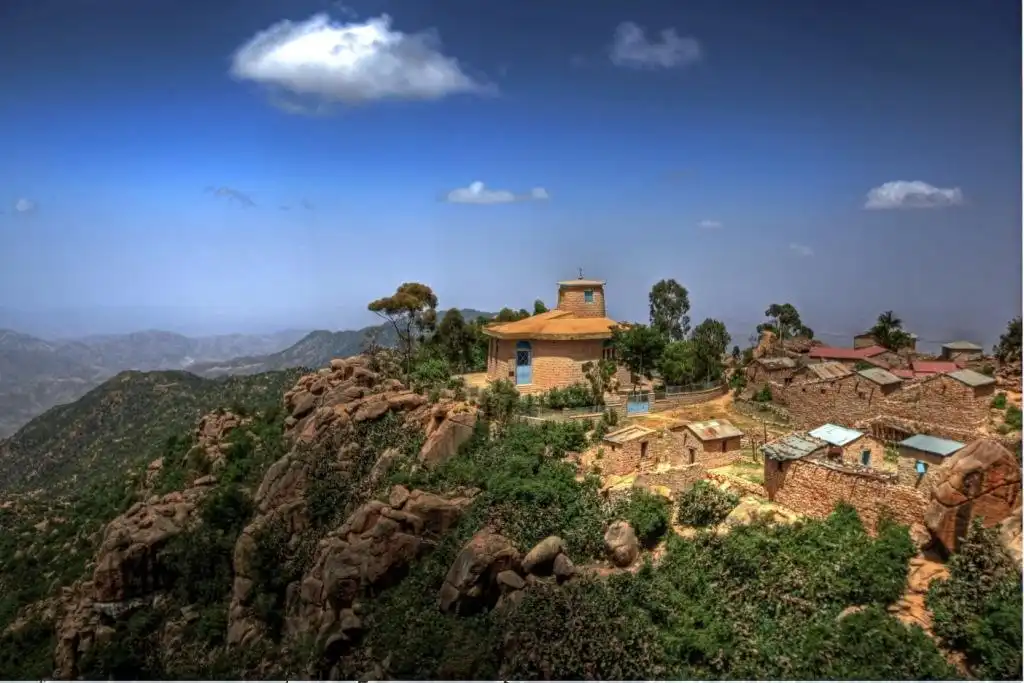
[
  {"x1": 612, "y1": 489, "x2": 671, "y2": 547},
  {"x1": 540, "y1": 383, "x2": 599, "y2": 410},
  {"x1": 927, "y1": 519, "x2": 1023, "y2": 680},
  {"x1": 676, "y1": 481, "x2": 739, "y2": 527},
  {"x1": 478, "y1": 379, "x2": 522, "y2": 422},
  {"x1": 1004, "y1": 405, "x2": 1022, "y2": 431},
  {"x1": 0, "y1": 618, "x2": 55, "y2": 678},
  {"x1": 753, "y1": 384, "x2": 773, "y2": 402},
  {"x1": 992, "y1": 392, "x2": 1008, "y2": 409}
]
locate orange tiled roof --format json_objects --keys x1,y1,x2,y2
[{"x1": 483, "y1": 309, "x2": 622, "y2": 340}]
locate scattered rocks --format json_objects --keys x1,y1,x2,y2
[
  {"x1": 604, "y1": 521, "x2": 639, "y2": 568},
  {"x1": 522, "y1": 536, "x2": 564, "y2": 575},
  {"x1": 439, "y1": 531, "x2": 520, "y2": 615},
  {"x1": 552, "y1": 553, "x2": 576, "y2": 580}
]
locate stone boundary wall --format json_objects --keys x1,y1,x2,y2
[
  {"x1": 635, "y1": 463, "x2": 707, "y2": 497},
  {"x1": 706, "y1": 470, "x2": 768, "y2": 498},
  {"x1": 765, "y1": 457, "x2": 928, "y2": 533},
  {"x1": 523, "y1": 383, "x2": 727, "y2": 422},
  {"x1": 732, "y1": 398, "x2": 792, "y2": 425}
]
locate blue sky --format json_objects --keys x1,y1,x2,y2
[{"x1": 0, "y1": 0, "x2": 1020, "y2": 348}]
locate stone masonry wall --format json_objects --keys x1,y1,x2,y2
[
  {"x1": 705, "y1": 470, "x2": 768, "y2": 498},
  {"x1": 764, "y1": 458, "x2": 928, "y2": 532},
  {"x1": 635, "y1": 463, "x2": 707, "y2": 497},
  {"x1": 895, "y1": 448, "x2": 947, "y2": 496},
  {"x1": 837, "y1": 435, "x2": 888, "y2": 469},
  {"x1": 774, "y1": 373, "x2": 990, "y2": 432},
  {"x1": 487, "y1": 338, "x2": 605, "y2": 393},
  {"x1": 556, "y1": 285, "x2": 606, "y2": 318}
]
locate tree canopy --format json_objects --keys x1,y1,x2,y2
[
  {"x1": 869, "y1": 310, "x2": 914, "y2": 352},
  {"x1": 758, "y1": 303, "x2": 813, "y2": 342},
  {"x1": 994, "y1": 316, "x2": 1022, "y2": 365},
  {"x1": 367, "y1": 283, "x2": 439, "y2": 376},
  {"x1": 649, "y1": 279, "x2": 691, "y2": 342},
  {"x1": 532, "y1": 299, "x2": 549, "y2": 315},
  {"x1": 611, "y1": 324, "x2": 666, "y2": 388}
]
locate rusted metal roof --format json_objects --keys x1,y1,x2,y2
[
  {"x1": 857, "y1": 367, "x2": 903, "y2": 386},
  {"x1": 808, "y1": 423, "x2": 864, "y2": 447},
  {"x1": 686, "y1": 419, "x2": 744, "y2": 441},
  {"x1": 804, "y1": 361, "x2": 852, "y2": 381},
  {"x1": 912, "y1": 360, "x2": 961, "y2": 374},
  {"x1": 762, "y1": 432, "x2": 827, "y2": 461},
  {"x1": 756, "y1": 356, "x2": 797, "y2": 370},
  {"x1": 891, "y1": 369, "x2": 917, "y2": 379},
  {"x1": 808, "y1": 345, "x2": 887, "y2": 360},
  {"x1": 483, "y1": 309, "x2": 620, "y2": 340},
  {"x1": 946, "y1": 368, "x2": 996, "y2": 388},
  {"x1": 899, "y1": 434, "x2": 965, "y2": 457},
  {"x1": 603, "y1": 425, "x2": 656, "y2": 444}
]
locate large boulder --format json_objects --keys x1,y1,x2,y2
[
  {"x1": 604, "y1": 521, "x2": 639, "y2": 568},
  {"x1": 521, "y1": 536, "x2": 564, "y2": 575},
  {"x1": 438, "y1": 531, "x2": 521, "y2": 614},
  {"x1": 998, "y1": 505, "x2": 1022, "y2": 565},
  {"x1": 924, "y1": 439, "x2": 1021, "y2": 555}
]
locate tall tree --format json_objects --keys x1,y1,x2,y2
[
  {"x1": 760, "y1": 303, "x2": 813, "y2": 345},
  {"x1": 611, "y1": 324, "x2": 666, "y2": 390},
  {"x1": 533, "y1": 299, "x2": 549, "y2": 315},
  {"x1": 494, "y1": 307, "x2": 530, "y2": 323},
  {"x1": 432, "y1": 308, "x2": 472, "y2": 371},
  {"x1": 870, "y1": 310, "x2": 914, "y2": 352},
  {"x1": 367, "y1": 282, "x2": 438, "y2": 377},
  {"x1": 649, "y1": 279, "x2": 691, "y2": 342},
  {"x1": 994, "y1": 316, "x2": 1022, "y2": 364},
  {"x1": 691, "y1": 318, "x2": 731, "y2": 382},
  {"x1": 658, "y1": 340, "x2": 698, "y2": 386}
]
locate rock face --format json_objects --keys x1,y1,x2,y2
[
  {"x1": 998, "y1": 505, "x2": 1022, "y2": 565},
  {"x1": 604, "y1": 521, "x2": 639, "y2": 568},
  {"x1": 278, "y1": 486, "x2": 474, "y2": 661},
  {"x1": 228, "y1": 357, "x2": 478, "y2": 647},
  {"x1": 191, "y1": 410, "x2": 251, "y2": 477},
  {"x1": 924, "y1": 439, "x2": 1021, "y2": 555},
  {"x1": 439, "y1": 531, "x2": 520, "y2": 615}
]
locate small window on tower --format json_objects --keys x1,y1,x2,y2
[{"x1": 584, "y1": 289, "x2": 594, "y2": 303}]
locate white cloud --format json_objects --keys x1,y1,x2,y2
[
  {"x1": 14, "y1": 198, "x2": 36, "y2": 213},
  {"x1": 864, "y1": 180, "x2": 964, "y2": 210},
  {"x1": 610, "y1": 22, "x2": 702, "y2": 69},
  {"x1": 698, "y1": 219, "x2": 721, "y2": 229},
  {"x1": 445, "y1": 181, "x2": 550, "y2": 205},
  {"x1": 789, "y1": 243, "x2": 813, "y2": 257},
  {"x1": 205, "y1": 186, "x2": 256, "y2": 207},
  {"x1": 230, "y1": 13, "x2": 490, "y2": 108}
]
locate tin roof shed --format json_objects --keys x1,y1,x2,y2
[
  {"x1": 686, "y1": 419, "x2": 744, "y2": 441},
  {"x1": 808, "y1": 423, "x2": 865, "y2": 447},
  {"x1": 762, "y1": 433, "x2": 827, "y2": 461},
  {"x1": 946, "y1": 369, "x2": 997, "y2": 388},
  {"x1": 856, "y1": 367, "x2": 903, "y2": 386},
  {"x1": 899, "y1": 434, "x2": 966, "y2": 458}
]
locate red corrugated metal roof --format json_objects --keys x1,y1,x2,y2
[
  {"x1": 808, "y1": 345, "x2": 887, "y2": 360},
  {"x1": 891, "y1": 369, "x2": 917, "y2": 379},
  {"x1": 911, "y1": 360, "x2": 961, "y2": 374}
]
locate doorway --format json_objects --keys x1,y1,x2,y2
[{"x1": 515, "y1": 340, "x2": 532, "y2": 385}]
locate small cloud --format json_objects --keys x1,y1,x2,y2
[
  {"x1": 698, "y1": 219, "x2": 721, "y2": 229},
  {"x1": 301, "y1": 199, "x2": 315, "y2": 210},
  {"x1": 610, "y1": 21, "x2": 702, "y2": 69},
  {"x1": 445, "y1": 181, "x2": 550, "y2": 205},
  {"x1": 205, "y1": 186, "x2": 256, "y2": 207},
  {"x1": 14, "y1": 198, "x2": 36, "y2": 213},
  {"x1": 230, "y1": 13, "x2": 492, "y2": 111},
  {"x1": 864, "y1": 180, "x2": 964, "y2": 210},
  {"x1": 789, "y1": 243, "x2": 813, "y2": 257}
]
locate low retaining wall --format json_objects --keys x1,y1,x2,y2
[
  {"x1": 706, "y1": 470, "x2": 768, "y2": 498},
  {"x1": 732, "y1": 398, "x2": 792, "y2": 425},
  {"x1": 765, "y1": 457, "x2": 928, "y2": 533},
  {"x1": 635, "y1": 463, "x2": 707, "y2": 497}
]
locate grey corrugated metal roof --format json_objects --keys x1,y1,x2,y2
[
  {"x1": 757, "y1": 356, "x2": 797, "y2": 369},
  {"x1": 947, "y1": 368, "x2": 996, "y2": 388},
  {"x1": 899, "y1": 434, "x2": 965, "y2": 457},
  {"x1": 686, "y1": 419, "x2": 744, "y2": 440},
  {"x1": 857, "y1": 367, "x2": 903, "y2": 386},
  {"x1": 805, "y1": 361, "x2": 852, "y2": 381},
  {"x1": 762, "y1": 433, "x2": 827, "y2": 461},
  {"x1": 603, "y1": 425, "x2": 655, "y2": 444},
  {"x1": 808, "y1": 423, "x2": 864, "y2": 447},
  {"x1": 941, "y1": 340, "x2": 983, "y2": 351}
]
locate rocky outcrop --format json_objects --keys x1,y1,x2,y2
[
  {"x1": 280, "y1": 486, "x2": 473, "y2": 660},
  {"x1": 191, "y1": 410, "x2": 251, "y2": 476},
  {"x1": 604, "y1": 521, "x2": 639, "y2": 568},
  {"x1": 439, "y1": 531, "x2": 520, "y2": 615},
  {"x1": 924, "y1": 439, "x2": 1021, "y2": 555},
  {"x1": 998, "y1": 505, "x2": 1022, "y2": 565}
]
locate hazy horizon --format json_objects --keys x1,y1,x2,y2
[{"x1": 1, "y1": 0, "x2": 1019, "y2": 354}]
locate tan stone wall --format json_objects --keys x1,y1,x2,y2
[
  {"x1": 486, "y1": 338, "x2": 604, "y2": 393},
  {"x1": 635, "y1": 463, "x2": 707, "y2": 497},
  {"x1": 668, "y1": 428, "x2": 743, "y2": 468},
  {"x1": 764, "y1": 458, "x2": 928, "y2": 532},
  {"x1": 705, "y1": 470, "x2": 768, "y2": 498},
  {"x1": 774, "y1": 373, "x2": 990, "y2": 432},
  {"x1": 556, "y1": 285, "x2": 606, "y2": 318},
  {"x1": 895, "y1": 448, "x2": 947, "y2": 495},
  {"x1": 599, "y1": 430, "x2": 681, "y2": 476},
  {"x1": 836, "y1": 435, "x2": 887, "y2": 468}
]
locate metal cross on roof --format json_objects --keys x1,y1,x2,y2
[{"x1": 578, "y1": 267, "x2": 584, "y2": 279}]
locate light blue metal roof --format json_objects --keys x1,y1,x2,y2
[
  {"x1": 899, "y1": 434, "x2": 966, "y2": 457},
  {"x1": 762, "y1": 433, "x2": 827, "y2": 461},
  {"x1": 809, "y1": 423, "x2": 864, "y2": 447}
]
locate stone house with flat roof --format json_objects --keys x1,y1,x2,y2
[
  {"x1": 483, "y1": 276, "x2": 631, "y2": 393},
  {"x1": 896, "y1": 433, "x2": 966, "y2": 495},
  {"x1": 939, "y1": 341, "x2": 985, "y2": 363},
  {"x1": 671, "y1": 419, "x2": 745, "y2": 468}
]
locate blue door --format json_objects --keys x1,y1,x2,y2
[
  {"x1": 515, "y1": 341, "x2": 532, "y2": 385},
  {"x1": 627, "y1": 391, "x2": 650, "y2": 415}
]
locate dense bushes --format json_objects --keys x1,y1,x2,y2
[
  {"x1": 612, "y1": 489, "x2": 671, "y2": 547},
  {"x1": 927, "y1": 519, "x2": 1023, "y2": 680},
  {"x1": 676, "y1": 480, "x2": 739, "y2": 527}
]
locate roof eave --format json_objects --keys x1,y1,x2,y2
[{"x1": 482, "y1": 329, "x2": 614, "y2": 341}]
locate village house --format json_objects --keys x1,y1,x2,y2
[
  {"x1": 910, "y1": 360, "x2": 962, "y2": 376},
  {"x1": 854, "y1": 330, "x2": 919, "y2": 352},
  {"x1": 483, "y1": 276, "x2": 630, "y2": 394},
  {"x1": 806, "y1": 345, "x2": 904, "y2": 369},
  {"x1": 671, "y1": 419, "x2": 745, "y2": 467},
  {"x1": 807, "y1": 423, "x2": 888, "y2": 468},
  {"x1": 746, "y1": 356, "x2": 799, "y2": 384},
  {"x1": 599, "y1": 425, "x2": 659, "y2": 476},
  {"x1": 798, "y1": 361, "x2": 852, "y2": 382},
  {"x1": 939, "y1": 341, "x2": 985, "y2": 363},
  {"x1": 896, "y1": 434, "x2": 966, "y2": 493}
]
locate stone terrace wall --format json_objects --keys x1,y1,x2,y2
[
  {"x1": 636, "y1": 463, "x2": 707, "y2": 497},
  {"x1": 765, "y1": 458, "x2": 928, "y2": 532},
  {"x1": 706, "y1": 470, "x2": 767, "y2": 498},
  {"x1": 774, "y1": 373, "x2": 991, "y2": 432}
]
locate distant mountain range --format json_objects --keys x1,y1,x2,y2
[
  {"x1": 0, "y1": 309, "x2": 492, "y2": 438},
  {"x1": 0, "y1": 328, "x2": 309, "y2": 438}
]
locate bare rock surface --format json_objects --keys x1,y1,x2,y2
[
  {"x1": 439, "y1": 530, "x2": 520, "y2": 615},
  {"x1": 604, "y1": 521, "x2": 639, "y2": 568}
]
